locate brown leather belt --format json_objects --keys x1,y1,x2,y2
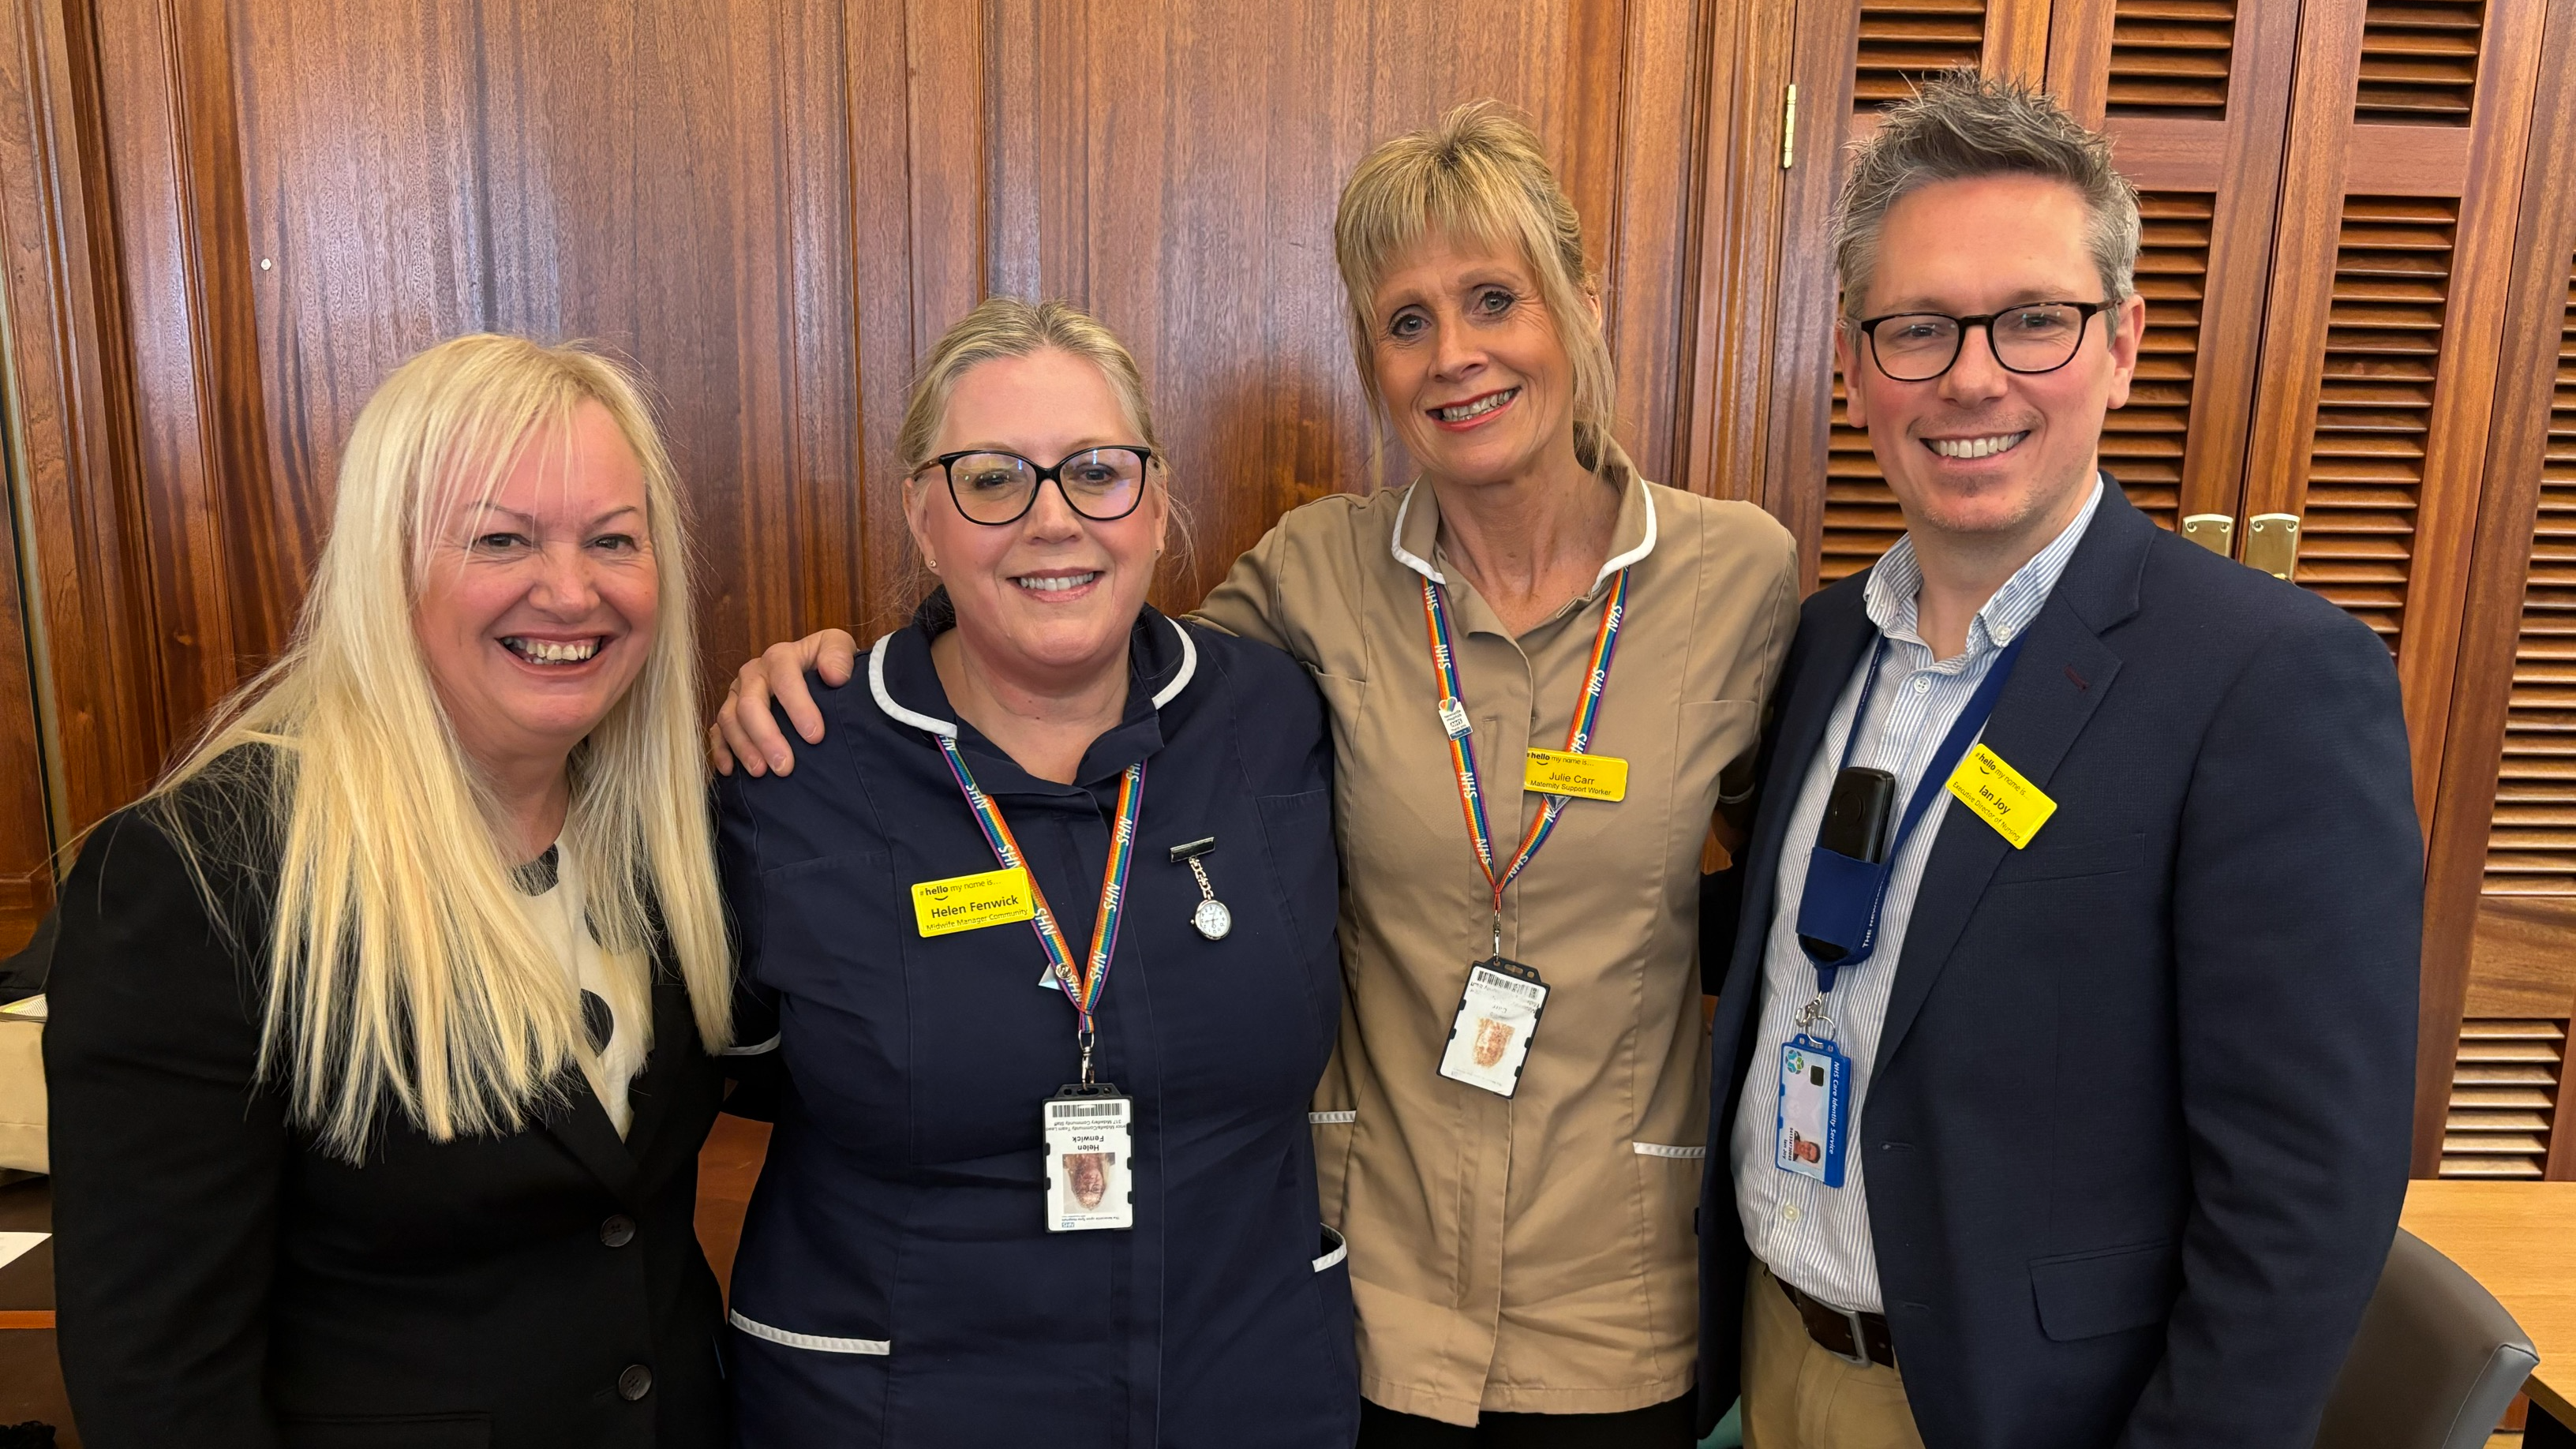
[{"x1": 1775, "y1": 1272, "x2": 1896, "y2": 1368}]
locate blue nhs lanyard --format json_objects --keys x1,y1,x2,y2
[{"x1": 1794, "y1": 629, "x2": 2027, "y2": 1002}]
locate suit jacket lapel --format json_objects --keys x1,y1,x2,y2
[
  {"x1": 620, "y1": 958, "x2": 699, "y2": 1157},
  {"x1": 539, "y1": 1077, "x2": 639, "y2": 1205},
  {"x1": 1870, "y1": 481, "x2": 2151, "y2": 1076},
  {"x1": 538, "y1": 951, "x2": 698, "y2": 1205},
  {"x1": 1729, "y1": 582, "x2": 1878, "y2": 990}
]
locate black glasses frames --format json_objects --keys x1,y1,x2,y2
[
  {"x1": 1852, "y1": 300, "x2": 2115, "y2": 384},
  {"x1": 917, "y1": 446, "x2": 1157, "y2": 527}
]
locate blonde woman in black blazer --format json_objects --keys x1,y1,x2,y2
[{"x1": 45, "y1": 335, "x2": 736, "y2": 1449}]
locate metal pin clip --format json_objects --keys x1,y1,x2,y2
[{"x1": 1794, "y1": 996, "x2": 1833, "y2": 1036}]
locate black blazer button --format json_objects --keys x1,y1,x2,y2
[
  {"x1": 601, "y1": 1214, "x2": 637, "y2": 1248},
  {"x1": 618, "y1": 1364, "x2": 653, "y2": 1401}
]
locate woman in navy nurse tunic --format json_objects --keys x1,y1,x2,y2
[{"x1": 713, "y1": 297, "x2": 1357, "y2": 1447}]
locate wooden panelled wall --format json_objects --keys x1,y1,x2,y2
[
  {"x1": 0, "y1": 0, "x2": 2568, "y2": 1176},
  {"x1": 0, "y1": 0, "x2": 1784, "y2": 930}
]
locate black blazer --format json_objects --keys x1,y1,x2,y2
[
  {"x1": 1697, "y1": 483, "x2": 2422, "y2": 1448},
  {"x1": 44, "y1": 758, "x2": 729, "y2": 1449}
]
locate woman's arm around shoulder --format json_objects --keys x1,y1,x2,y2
[
  {"x1": 1661, "y1": 487, "x2": 1799, "y2": 707},
  {"x1": 44, "y1": 784, "x2": 292, "y2": 1448},
  {"x1": 1185, "y1": 622, "x2": 1331, "y2": 798},
  {"x1": 1190, "y1": 492, "x2": 1391, "y2": 679}
]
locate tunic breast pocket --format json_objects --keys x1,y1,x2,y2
[
  {"x1": 756, "y1": 849, "x2": 914, "y2": 1151},
  {"x1": 1680, "y1": 698, "x2": 1760, "y2": 806},
  {"x1": 758, "y1": 849, "x2": 903, "y2": 1002},
  {"x1": 1257, "y1": 788, "x2": 1342, "y2": 1069},
  {"x1": 1257, "y1": 788, "x2": 1338, "y2": 954}
]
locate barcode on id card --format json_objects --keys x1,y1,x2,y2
[
  {"x1": 1051, "y1": 1103, "x2": 1127, "y2": 1121},
  {"x1": 1473, "y1": 972, "x2": 1544, "y2": 1005}
]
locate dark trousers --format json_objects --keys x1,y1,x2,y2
[{"x1": 1357, "y1": 1395, "x2": 1699, "y2": 1449}]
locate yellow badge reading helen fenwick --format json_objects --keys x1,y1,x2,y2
[
  {"x1": 1523, "y1": 748, "x2": 1629, "y2": 803},
  {"x1": 912, "y1": 866, "x2": 1036, "y2": 938},
  {"x1": 1945, "y1": 743, "x2": 2057, "y2": 849}
]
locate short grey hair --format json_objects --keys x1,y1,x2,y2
[{"x1": 1833, "y1": 70, "x2": 2140, "y2": 320}]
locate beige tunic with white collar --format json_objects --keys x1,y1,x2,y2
[{"x1": 1193, "y1": 444, "x2": 1797, "y2": 1423}]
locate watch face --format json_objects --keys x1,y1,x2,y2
[{"x1": 1192, "y1": 897, "x2": 1233, "y2": 941}]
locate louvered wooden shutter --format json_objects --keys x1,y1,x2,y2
[
  {"x1": 1854, "y1": 1, "x2": 1988, "y2": 109},
  {"x1": 1815, "y1": 0, "x2": 1983, "y2": 581},
  {"x1": 2443, "y1": 1019, "x2": 2566, "y2": 1178},
  {"x1": 2354, "y1": 1, "x2": 2484, "y2": 126},
  {"x1": 1821, "y1": 382, "x2": 1900, "y2": 586},
  {"x1": 2484, "y1": 260, "x2": 2576, "y2": 895},
  {"x1": 2398, "y1": 0, "x2": 2573, "y2": 1180},
  {"x1": 2106, "y1": 2, "x2": 2237, "y2": 121},
  {"x1": 2099, "y1": 190, "x2": 2211, "y2": 534},
  {"x1": 2291, "y1": 196, "x2": 2456, "y2": 652},
  {"x1": 2238, "y1": 6, "x2": 2544, "y2": 860}
]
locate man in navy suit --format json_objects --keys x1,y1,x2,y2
[{"x1": 1697, "y1": 73, "x2": 2421, "y2": 1449}]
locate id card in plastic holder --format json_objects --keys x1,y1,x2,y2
[
  {"x1": 1774, "y1": 1034, "x2": 1851, "y2": 1188},
  {"x1": 1437, "y1": 956, "x2": 1548, "y2": 1098},
  {"x1": 1043, "y1": 1086, "x2": 1134, "y2": 1232}
]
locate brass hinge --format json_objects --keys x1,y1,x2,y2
[{"x1": 1780, "y1": 84, "x2": 1799, "y2": 170}]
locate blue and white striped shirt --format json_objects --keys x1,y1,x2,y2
[{"x1": 1729, "y1": 481, "x2": 2102, "y2": 1314}]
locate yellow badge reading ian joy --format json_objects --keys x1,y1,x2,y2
[
  {"x1": 1944, "y1": 743, "x2": 2057, "y2": 848},
  {"x1": 912, "y1": 865, "x2": 1036, "y2": 938},
  {"x1": 1523, "y1": 748, "x2": 1629, "y2": 803}
]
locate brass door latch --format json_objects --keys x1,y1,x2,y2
[
  {"x1": 2180, "y1": 514, "x2": 2234, "y2": 556},
  {"x1": 2243, "y1": 513, "x2": 2301, "y2": 581}
]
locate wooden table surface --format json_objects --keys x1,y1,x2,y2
[{"x1": 2402, "y1": 1179, "x2": 2576, "y2": 1426}]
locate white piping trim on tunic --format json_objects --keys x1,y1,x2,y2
[
  {"x1": 1593, "y1": 486, "x2": 1658, "y2": 587},
  {"x1": 1631, "y1": 1141, "x2": 1707, "y2": 1159},
  {"x1": 867, "y1": 617, "x2": 1197, "y2": 735},
  {"x1": 1388, "y1": 484, "x2": 1444, "y2": 584},
  {"x1": 1148, "y1": 619, "x2": 1197, "y2": 708},
  {"x1": 1308, "y1": 1110, "x2": 1357, "y2": 1125},
  {"x1": 1312, "y1": 1227, "x2": 1348, "y2": 1273},
  {"x1": 868, "y1": 633, "x2": 957, "y2": 736},
  {"x1": 721, "y1": 1034, "x2": 781, "y2": 1057},
  {"x1": 728, "y1": 1309, "x2": 890, "y2": 1356},
  {"x1": 1387, "y1": 479, "x2": 1661, "y2": 593}
]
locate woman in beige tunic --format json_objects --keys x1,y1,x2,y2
[{"x1": 714, "y1": 103, "x2": 1796, "y2": 1446}]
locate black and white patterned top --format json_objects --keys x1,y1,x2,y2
[{"x1": 510, "y1": 843, "x2": 648, "y2": 1136}]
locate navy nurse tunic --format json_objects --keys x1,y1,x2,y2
[{"x1": 716, "y1": 598, "x2": 1358, "y2": 1447}]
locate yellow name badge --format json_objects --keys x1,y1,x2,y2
[
  {"x1": 911, "y1": 866, "x2": 1037, "y2": 938},
  {"x1": 1523, "y1": 748, "x2": 1629, "y2": 803},
  {"x1": 1945, "y1": 743, "x2": 2057, "y2": 849}
]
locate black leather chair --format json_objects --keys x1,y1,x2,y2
[{"x1": 2314, "y1": 1228, "x2": 2540, "y2": 1449}]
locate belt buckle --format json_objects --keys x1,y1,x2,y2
[{"x1": 1826, "y1": 1302, "x2": 1876, "y2": 1368}]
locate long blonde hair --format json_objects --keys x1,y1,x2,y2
[
  {"x1": 149, "y1": 334, "x2": 730, "y2": 1157},
  {"x1": 1333, "y1": 100, "x2": 1620, "y2": 474}
]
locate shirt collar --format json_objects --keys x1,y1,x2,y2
[
  {"x1": 1865, "y1": 475, "x2": 2105, "y2": 655},
  {"x1": 865, "y1": 592, "x2": 1198, "y2": 789},
  {"x1": 1388, "y1": 436, "x2": 1657, "y2": 597}
]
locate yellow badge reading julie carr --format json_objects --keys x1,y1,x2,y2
[
  {"x1": 1945, "y1": 743, "x2": 2057, "y2": 849},
  {"x1": 1523, "y1": 748, "x2": 1629, "y2": 803},
  {"x1": 912, "y1": 865, "x2": 1036, "y2": 938}
]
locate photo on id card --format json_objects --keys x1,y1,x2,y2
[
  {"x1": 1774, "y1": 1039, "x2": 1846, "y2": 1187},
  {"x1": 1045, "y1": 1095, "x2": 1134, "y2": 1231},
  {"x1": 1437, "y1": 959, "x2": 1547, "y2": 1097}
]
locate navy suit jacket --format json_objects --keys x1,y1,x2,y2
[{"x1": 1696, "y1": 482, "x2": 2422, "y2": 1448}]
